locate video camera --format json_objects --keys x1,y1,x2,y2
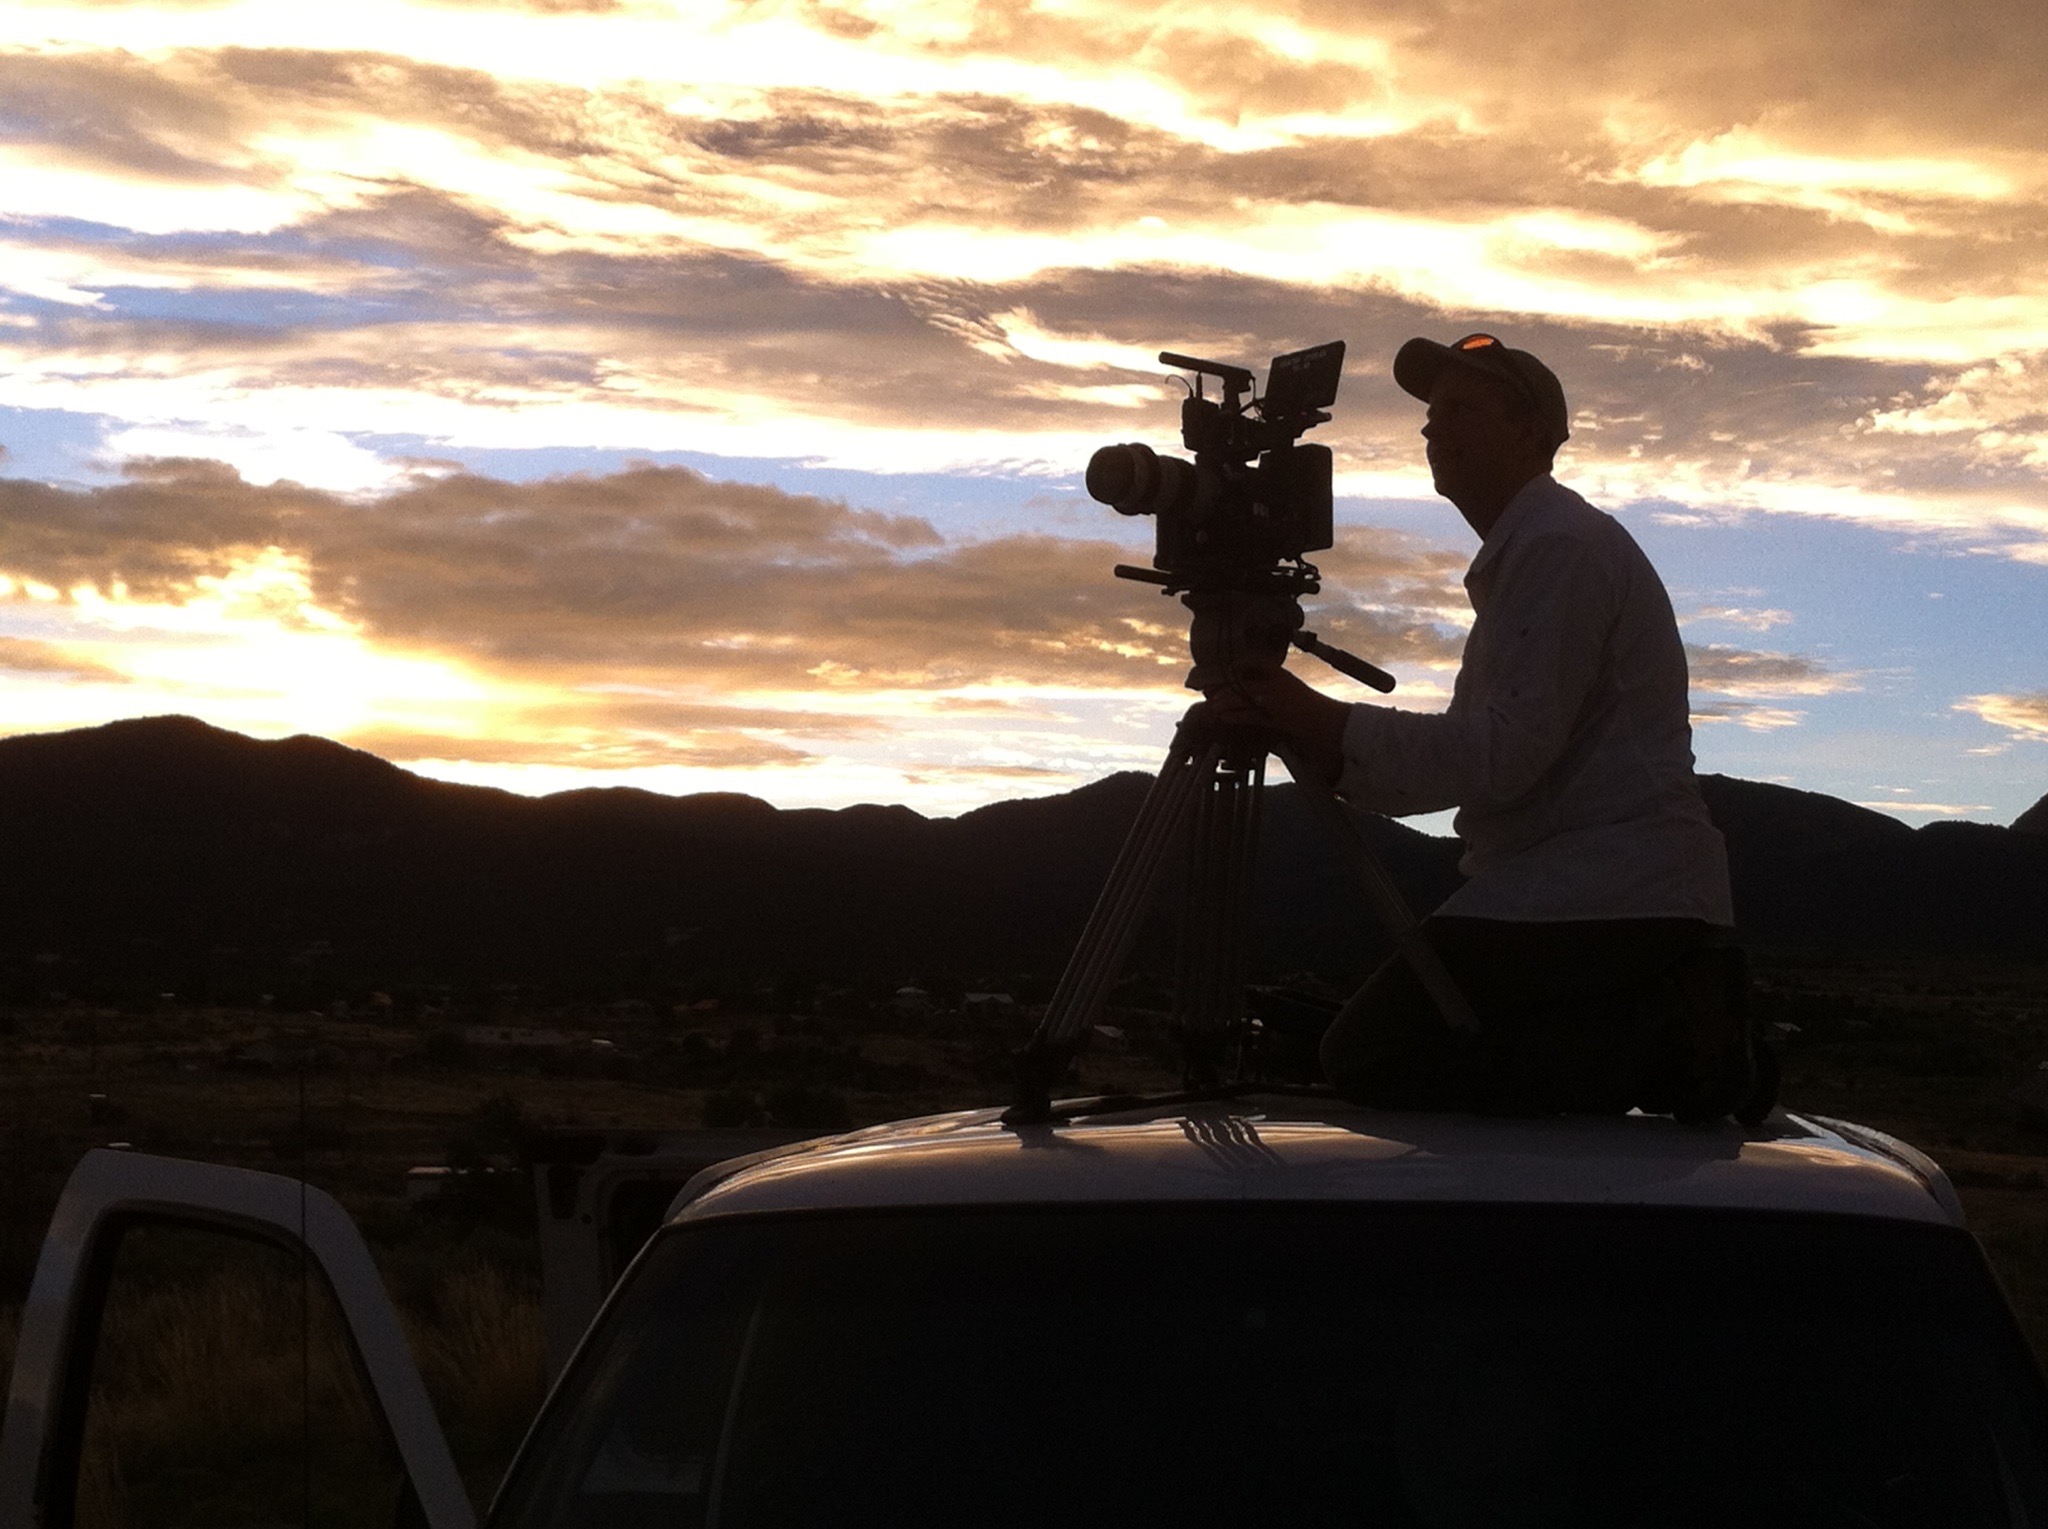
[
  {"x1": 1085, "y1": 340, "x2": 1344, "y2": 596},
  {"x1": 1083, "y1": 341, "x2": 1389, "y2": 694}
]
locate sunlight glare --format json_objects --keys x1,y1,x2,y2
[{"x1": 42, "y1": 549, "x2": 492, "y2": 741}]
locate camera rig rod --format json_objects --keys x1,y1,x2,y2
[{"x1": 1158, "y1": 351, "x2": 1254, "y2": 408}]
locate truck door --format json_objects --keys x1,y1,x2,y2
[{"x1": 0, "y1": 1149, "x2": 475, "y2": 1529}]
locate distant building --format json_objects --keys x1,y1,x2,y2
[
  {"x1": 405, "y1": 1165, "x2": 454, "y2": 1203},
  {"x1": 458, "y1": 1024, "x2": 572, "y2": 1051}
]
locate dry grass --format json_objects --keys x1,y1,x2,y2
[
  {"x1": 0, "y1": 1304, "x2": 16, "y2": 1412},
  {"x1": 59, "y1": 1226, "x2": 544, "y2": 1528},
  {"x1": 400, "y1": 1255, "x2": 548, "y2": 1504},
  {"x1": 73, "y1": 1231, "x2": 398, "y2": 1529}
]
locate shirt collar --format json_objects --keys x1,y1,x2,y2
[{"x1": 1464, "y1": 473, "x2": 1555, "y2": 590}]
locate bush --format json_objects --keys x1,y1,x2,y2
[
  {"x1": 703, "y1": 1089, "x2": 764, "y2": 1128},
  {"x1": 765, "y1": 1084, "x2": 851, "y2": 1131},
  {"x1": 419, "y1": 1026, "x2": 468, "y2": 1068}
]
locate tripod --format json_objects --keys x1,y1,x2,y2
[{"x1": 1004, "y1": 693, "x2": 1479, "y2": 1125}]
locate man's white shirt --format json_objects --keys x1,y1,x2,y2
[{"x1": 1336, "y1": 474, "x2": 1734, "y2": 925}]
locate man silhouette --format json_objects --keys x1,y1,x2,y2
[{"x1": 1210, "y1": 333, "x2": 1744, "y2": 1115}]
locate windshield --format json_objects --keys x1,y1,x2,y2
[{"x1": 492, "y1": 1204, "x2": 2048, "y2": 1529}]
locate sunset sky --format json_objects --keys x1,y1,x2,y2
[{"x1": 1, "y1": 0, "x2": 2044, "y2": 823}]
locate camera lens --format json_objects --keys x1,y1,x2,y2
[
  {"x1": 1086, "y1": 443, "x2": 1154, "y2": 514},
  {"x1": 1088, "y1": 443, "x2": 1203, "y2": 518}
]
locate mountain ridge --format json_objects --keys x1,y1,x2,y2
[{"x1": 0, "y1": 716, "x2": 2041, "y2": 1005}]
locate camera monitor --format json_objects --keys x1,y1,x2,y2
[{"x1": 1261, "y1": 341, "x2": 1345, "y2": 419}]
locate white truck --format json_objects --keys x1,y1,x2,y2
[{"x1": 6, "y1": 1096, "x2": 2045, "y2": 1527}]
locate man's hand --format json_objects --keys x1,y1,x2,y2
[{"x1": 1199, "y1": 668, "x2": 1351, "y2": 786}]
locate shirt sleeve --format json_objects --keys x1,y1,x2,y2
[{"x1": 1335, "y1": 530, "x2": 1622, "y2": 817}]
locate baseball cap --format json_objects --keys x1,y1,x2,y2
[{"x1": 1394, "y1": 332, "x2": 1571, "y2": 450}]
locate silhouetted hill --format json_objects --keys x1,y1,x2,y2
[
  {"x1": 1697, "y1": 775, "x2": 2048, "y2": 954},
  {"x1": 0, "y1": 717, "x2": 2041, "y2": 1006},
  {"x1": 2018, "y1": 792, "x2": 2048, "y2": 837}
]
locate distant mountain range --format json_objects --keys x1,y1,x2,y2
[{"x1": 0, "y1": 716, "x2": 2042, "y2": 1006}]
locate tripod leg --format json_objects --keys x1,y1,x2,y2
[
  {"x1": 1271, "y1": 742, "x2": 1481, "y2": 1035},
  {"x1": 1004, "y1": 719, "x2": 1220, "y2": 1122},
  {"x1": 1175, "y1": 734, "x2": 1264, "y2": 1087}
]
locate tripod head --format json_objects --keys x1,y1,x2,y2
[{"x1": 1114, "y1": 573, "x2": 1397, "y2": 695}]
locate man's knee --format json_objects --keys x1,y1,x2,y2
[
  {"x1": 1317, "y1": 920, "x2": 1763, "y2": 1118},
  {"x1": 1317, "y1": 1009, "x2": 1372, "y2": 1099},
  {"x1": 1319, "y1": 947, "x2": 1475, "y2": 1108},
  {"x1": 1317, "y1": 983, "x2": 1379, "y2": 1097}
]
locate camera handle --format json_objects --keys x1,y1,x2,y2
[
  {"x1": 1292, "y1": 630, "x2": 1396, "y2": 693},
  {"x1": 1002, "y1": 705, "x2": 1479, "y2": 1126}
]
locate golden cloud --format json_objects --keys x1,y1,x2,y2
[
  {"x1": 1689, "y1": 703, "x2": 1808, "y2": 733},
  {"x1": 1956, "y1": 692, "x2": 2048, "y2": 741},
  {"x1": 1850, "y1": 798, "x2": 1990, "y2": 817},
  {"x1": 0, "y1": 635, "x2": 131, "y2": 682},
  {"x1": 0, "y1": 0, "x2": 2044, "y2": 561},
  {"x1": 0, "y1": 455, "x2": 1467, "y2": 707},
  {"x1": 1685, "y1": 642, "x2": 1855, "y2": 731},
  {"x1": 1684, "y1": 604, "x2": 1793, "y2": 633},
  {"x1": 1685, "y1": 643, "x2": 1853, "y2": 698},
  {"x1": 341, "y1": 723, "x2": 811, "y2": 770}
]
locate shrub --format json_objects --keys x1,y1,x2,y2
[{"x1": 703, "y1": 1089, "x2": 765, "y2": 1128}]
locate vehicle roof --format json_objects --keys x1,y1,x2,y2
[{"x1": 670, "y1": 1097, "x2": 1965, "y2": 1229}]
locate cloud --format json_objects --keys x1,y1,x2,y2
[
  {"x1": 0, "y1": 458, "x2": 303, "y2": 599},
  {"x1": 901, "y1": 761, "x2": 1073, "y2": 784},
  {"x1": 1685, "y1": 643, "x2": 1852, "y2": 698},
  {"x1": 1690, "y1": 703, "x2": 1807, "y2": 732},
  {"x1": 1850, "y1": 798, "x2": 1991, "y2": 817},
  {"x1": 0, "y1": 453, "x2": 1477, "y2": 691},
  {"x1": 424, "y1": 0, "x2": 625, "y2": 11},
  {"x1": 1685, "y1": 641, "x2": 1855, "y2": 731},
  {"x1": 1866, "y1": 358, "x2": 2048, "y2": 474},
  {"x1": 339, "y1": 689, "x2": 904, "y2": 772},
  {"x1": 1956, "y1": 692, "x2": 2048, "y2": 741},
  {"x1": 1338, "y1": 0, "x2": 2048, "y2": 161},
  {"x1": 340, "y1": 723, "x2": 811, "y2": 770},
  {"x1": 0, "y1": 452, "x2": 1196, "y2": 790},
  {"x1": 1684, "y1": 604, "x2": 1793, "y2": 633},
  {"x1": 1, "y1": 10, "x2": 2046, "y2": 554},
  {"x1": 6, "y1": 201, "x2": 2043, "y2": 558},
  {"x1": 0, "y1": 635, "x2": 130, "y2": 682},
  {"x1": 0, "y1": 451, "x2": 1481, "y2": 779},
  {"x1": 0, "y1": 25, "x2": 2035, "y2": 318}
]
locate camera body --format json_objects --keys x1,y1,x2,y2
[
  {"x1": 1086, "y1": 341, "x2": 1344, "y2": 594},
  {"x1": 1086, "y1": 342, "x2": 1345, "y2": 690}
]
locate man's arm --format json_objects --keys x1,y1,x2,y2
[
  {"x1": 1341, "y1": 532, "x2": 1620, "y2": 814},
  {"x1": 1206, "y1": 530, "x2": 1621, "y2": 813}
]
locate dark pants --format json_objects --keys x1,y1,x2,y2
[{"x1": 1319, "y1": 916, "x2": 1720, "y2": 1115}]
